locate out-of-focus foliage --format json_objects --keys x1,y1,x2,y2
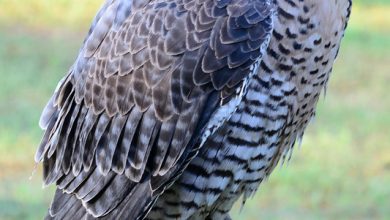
[
  {"x1": 0, "y1": 0, "x2": 104, "y2": 30},
  {"x1": 0, "y1": 1, "x2": 389, "y2": 220}
]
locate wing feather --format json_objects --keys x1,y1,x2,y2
[
  {"x1": 95, "y1": 113, "x2": 127, "y2": 175},
  {"x1": 62, "y1": 167, "x2": 94, "y2": 194},
  {"x1": 58, "y1": 103, "x2": 82, "y2": 173},
  {"x1": 68, "y1": 105, "x2": 89, "y2": 172},
  {"x1": 38, "y1": 0, "x2": 275, "y2": 218},
  {"x1": 72, "y1": 108, "x2": 99, "y2": 175},
  {"x1": 111, "y1": 107, "x2": 143, "y2": 174},
  {"x1": 72, "y1": 168, "x2": 103, "y2": 199},
  {"x1": 48, "y1": 188, "x2": 74, "y2": 218},
  {"x1": 43, "y1": 154, "x2": 62, "y2": 186},
  {"x1": 82, "y1": 113, "x2": 110, "y2": 171},
  {"x1": 131, "y1": 109, "x2": 161, "y2": 171}
]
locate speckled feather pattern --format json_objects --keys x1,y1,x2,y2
[
  {"x1": 37, "y1": 0, "x2": 351, "y2": 219},
  {"x1": 147, "y1": 1, "x2": 352, "y2": 219}
]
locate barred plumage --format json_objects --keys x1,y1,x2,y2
[{"x1": 37, "y1": 0, "x2": 352, "y2": 219}]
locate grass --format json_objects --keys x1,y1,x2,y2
[
  {"x1": 0, "y1": 28, "x2": 80, "y2": 220},
  {"x1": 0, "y1": 0, "x2": 104, "y2": 31},
  {"x1": 0, "y1": 1, "x2": 390, "y2": 220}
]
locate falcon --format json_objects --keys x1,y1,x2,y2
[{"x1": 36, "y1": 0, "x2": 352, "y2": 219}]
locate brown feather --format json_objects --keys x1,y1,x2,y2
[
  {"x1": 38, "y1": 0, "x2": 275, "y2": 218},
  {"x1": 72, "y1": 108, "x2": 98, "y2": 176},
  {"x1": 111, "y1": 108, "x2": 143, "y2": 174},
  {"x1": 96, "y1": 114, "x2": 127, "y2": 175},
  {"x1": 82, "y1": 113, "x2": 110, "y2": 171}
]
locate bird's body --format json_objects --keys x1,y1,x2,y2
[
  {"x1": 148, "y1": 1, "x2": 352, "y2": 219},
  {"x1": 36, "y1": 0, "x2": 351, "y2": 219}
]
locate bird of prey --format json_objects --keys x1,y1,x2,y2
[{"x1": 36, "y1": 0, "x2": 352, "y2": 219}]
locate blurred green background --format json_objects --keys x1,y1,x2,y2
[{"x1": 0, "y1": 0, "x2": 389, "y2": 219}]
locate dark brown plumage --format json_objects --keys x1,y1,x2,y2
[{"x1": 36, "y1": 0, "x2": 352, "y2": 219}]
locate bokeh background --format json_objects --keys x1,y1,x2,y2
[{"x1": 0, "y1": 0, "x2": 389, "y2": 219}]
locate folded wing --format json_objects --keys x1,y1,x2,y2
[{"x1": 37, "y1": 0, "x2": 274, "y2": 218}]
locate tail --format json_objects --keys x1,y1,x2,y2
[{"x1": 45, "y1": 172, "x2": 156, "y2": 220}]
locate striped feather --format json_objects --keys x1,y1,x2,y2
[
  {"x1": 47, "y1": 93, "x2": 75, "y2": 158},
  {"x1": 57, "y1": 172, "x2": 77, "y2": 190},
  {"x1": 62, "y1": 168, "x2": 94, "y2": 194},
  {"x1": 72, "y1": 108, "x2": 99, "y2": 176},
  {"x1": 130, "y1": 108, "x2": 159, "y2": 170},
  {"x1": 83, "y1": 174, "x2": 134, "y2": 217},
  {"x1": 111, "y1": 108, "x2": 143, "y2": 174},
  {"x1": 35, "y1": 110, "x2": 59, "y2": 162},
  {"x1": 151, "y1": 116, "x2": 178, "y2": 175},
  {"x1": 82, "y1": 113, "x2": 110, "y2": 171},
  {"x1": 43, "y1": 154, "x2": 62, "y2": 186},
  {"x1": 96, "y1": 114, "x2": 127, "y2": 175},
  {"x1": 73, "y1": 168, "x2": 105, "y2": 200},
  {"x1": 67, "y1": 105, "x2": 88, "y2": 172},
  {"x1": 60, "y1": 103, "x2": 82, "y2": 174}
]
